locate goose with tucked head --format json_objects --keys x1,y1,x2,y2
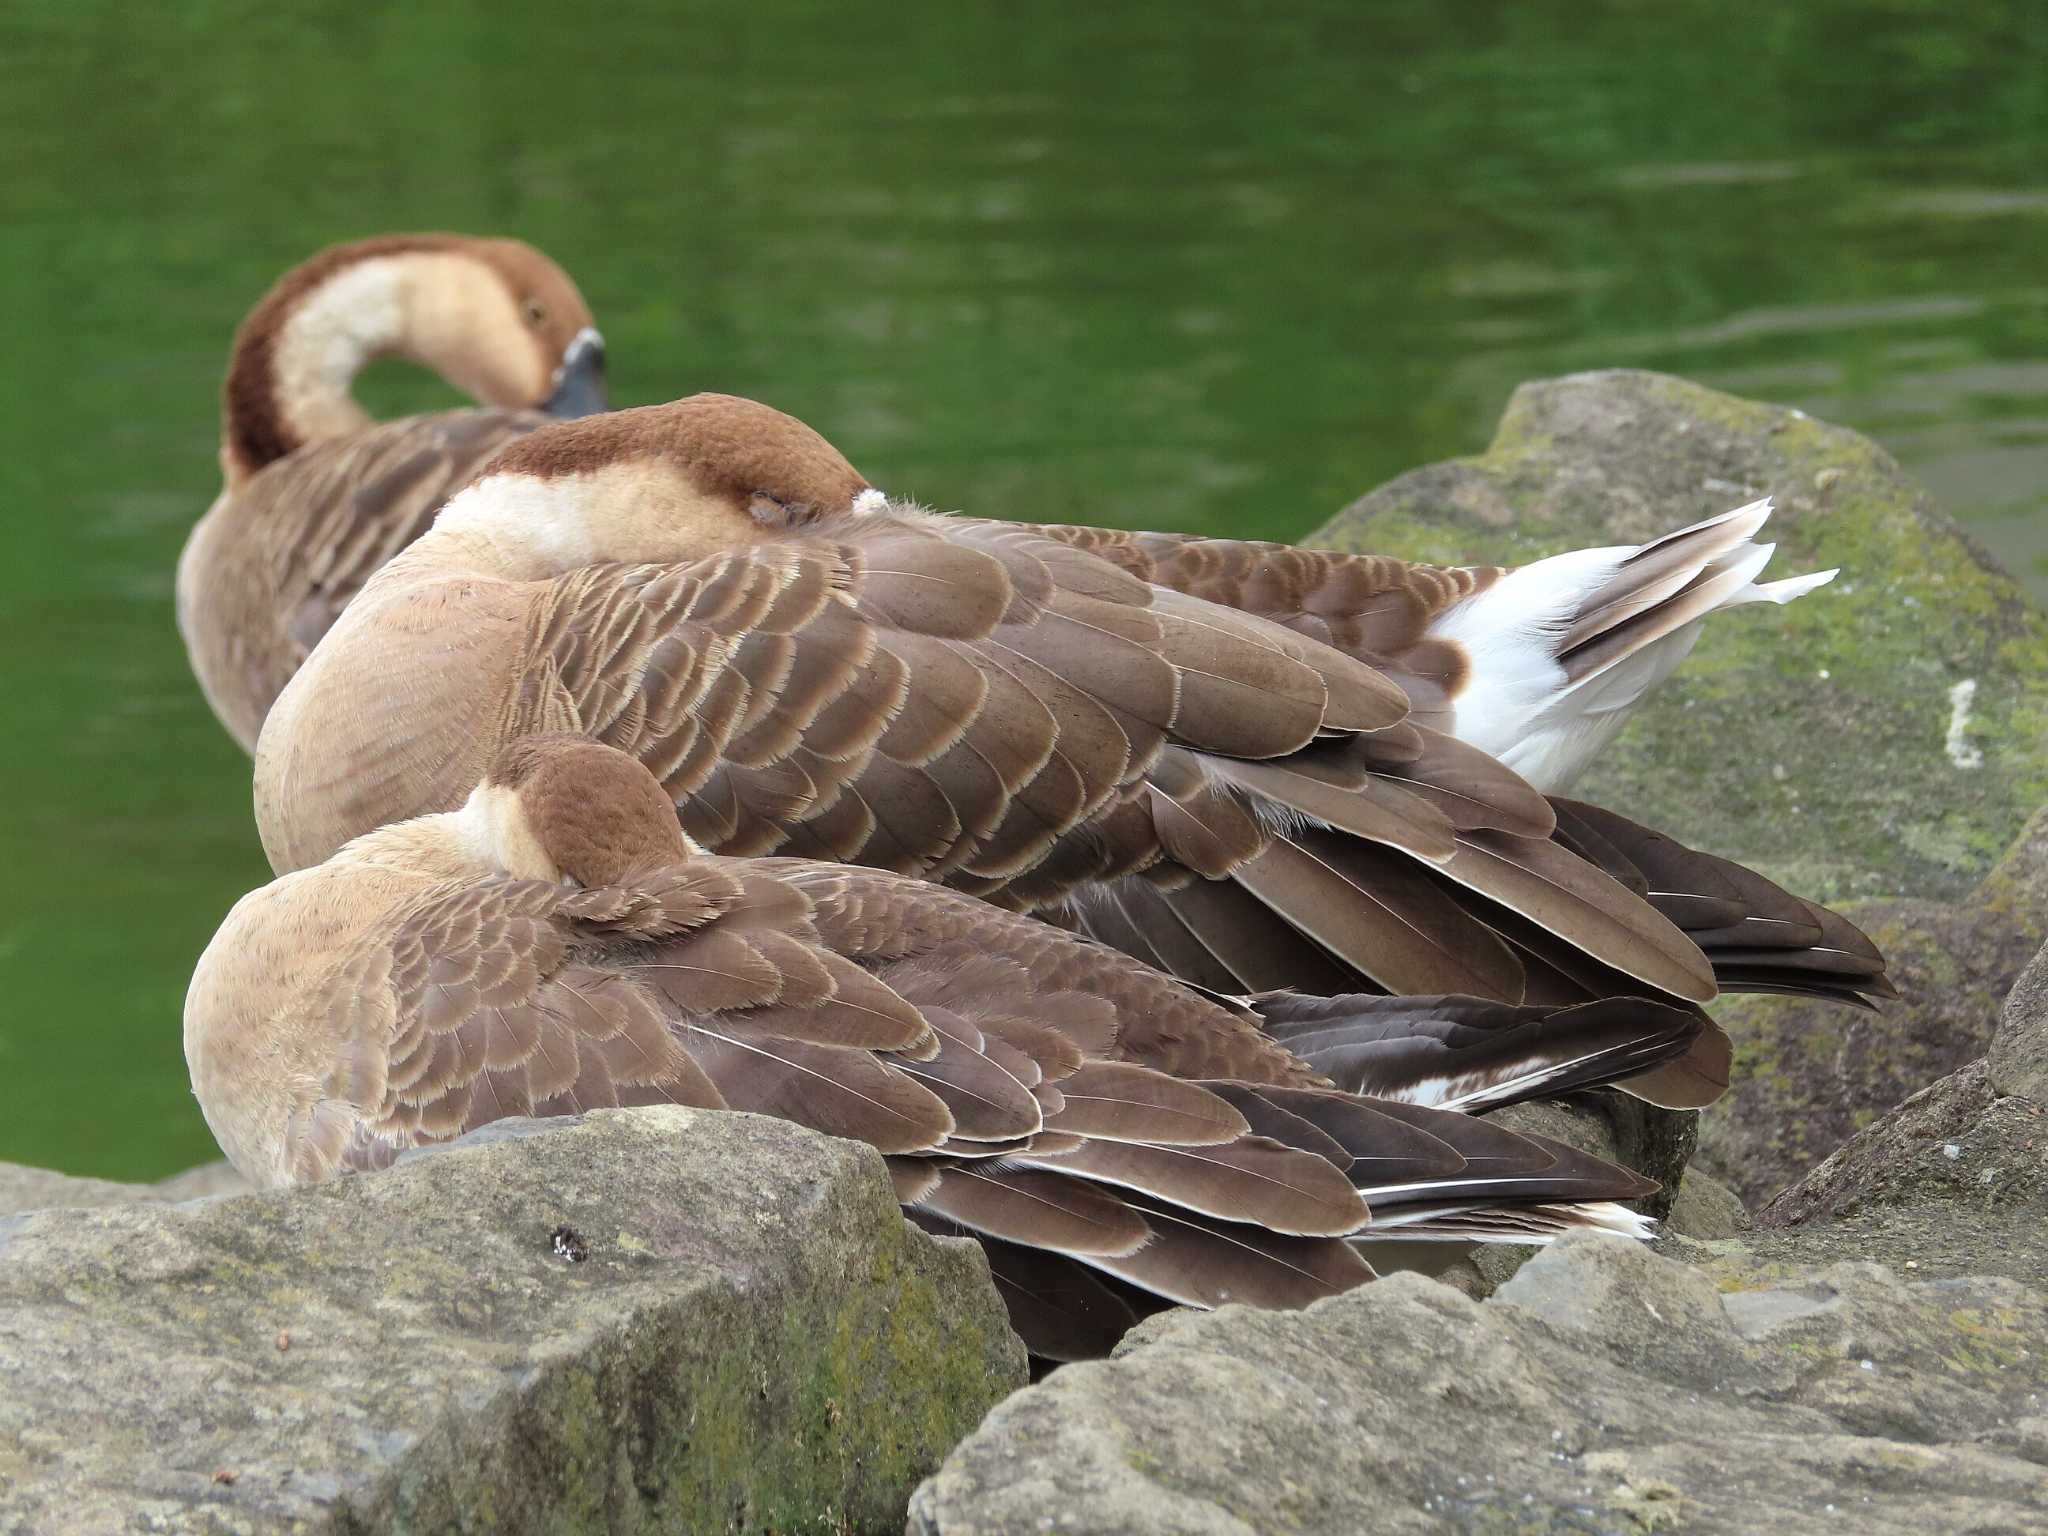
[
  {"x1": 252, "y1": 392, "x2": 1890, "y2": 1117},
  {"x1": 179, "y1": 233, "x2": 608, "y2": 753},
  {"x1": 200, "y1": 733, "x2": 1702, "y2": 1358}
]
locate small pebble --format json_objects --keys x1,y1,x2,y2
[{"x1": 275, "y1": 1330, "x2": 291, "y2": 1352}]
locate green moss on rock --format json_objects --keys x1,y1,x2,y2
[
  {"x1": 1697, "y1": 804, "x2": 2048, "y2": 1205},
  {"x1": 0, "y1": 1108, "x2": 1027, "y2": 1534},
  {"x1": 1313, "y1": 369, "x2": 2048, "y2": 905}
]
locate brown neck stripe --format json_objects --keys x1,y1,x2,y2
[{"x1": 223, "y1": 233, "x2": 468, "y2": 475}]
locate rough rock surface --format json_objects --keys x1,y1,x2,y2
[
  {"x1": 1698, "y1": 806, "x2": 2048, "y2": 1204},
  {"x1": 1661, "y1": 1165, "x2": 1753, "y2": 1241},
  {"x1": 0, "y1": 1107, "x2": 1024, "y2": 1534},
  {"x1": 910, "y1": 1233, "x2": 2048, "y2": 1535},
  {"x1": 1763, "y1": 1058, "x2": 2047, "y2": 1231},
  {"x1": 1720, "y1": 931, "x2": 2048, "y2": 1290},
  {"x1": 1991, "y1": 936, "x2": 2048, "y2": 1102},
  {"x1": 1315, "y1": 368, "x2": 2048, "y2": 907},
  {"x1": 0, "y1": 1157, "x2": 251, "y2": 1216}
]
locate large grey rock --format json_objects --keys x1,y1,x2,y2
[
  {"x1": 0, "y1": 1107, "x2": 1024, "y2": 1534},
  {"x1": 1762, "y1": 1058, "x2": 2048, "y2": 1230},
  {"x1": 1315, "y1": 368, "x2": 2048, "y2": 907},
  {"x1": 1661, "y1": 1165, "x2": 1752, "y2": 1241},
  {"x1": 0, "y1": 1163, "x2": 162, "y2": 1216},
  {"x1": 1990, "y1": 936, "x2": 2048, "y2": 1101},
  {"x1": 152, "y1": 1158, "x2": 255, "y2": 1201},
  {"x1": 0, "y1": 1157, "x2": 252, "y2": 1216},
  {"x1": 1735, "y1": 934, "x2": 2048, "y2": 1290},
  {"x1": 910, "y1": 1233, "x2": 2048, "y2": 1535},
  {"x1": 1698, "y1": 802, "x2": 2048, "y2": 1205}
]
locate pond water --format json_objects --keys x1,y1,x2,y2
[{"x1": 2, "y1": 0, "x2": 2043, "y2": 1178}]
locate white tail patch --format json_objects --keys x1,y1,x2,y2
[
  {"x1": 851, "y1": 487, "x2": 889, "y2": 516},
  {"x1": 1429, "y1": 498, "x2": 1838, "y2": 791}
]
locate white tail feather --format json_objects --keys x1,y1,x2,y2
[{"x1": 1429, "y1": 498, "x2": 1832, "y2": 792}]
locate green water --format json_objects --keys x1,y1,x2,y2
[{"x1": 2, "y1": 1, "x2": 2044, "y2": 1179}]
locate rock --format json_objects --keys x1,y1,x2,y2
[
  {"x1": 0, "y1": 1157, "x2": 255, "y2": 1216},
  {"x1": 1697, "y1": 805, "x2": 2048, "y2": 1205},
  {"x1": 910, "y1": 1234, "x2": 2048, "y2": 1536},
  {"x1": 152, "y1": 1158, "x2": 255, "y2": 1201},
  {"x1": 1990, "y1": 937, "x2": 2048, "y2": 1101},
  {"x1": 0, "y1": 1163, "x2": 161, "y2": 1216},
  {"x1": 1761, "y1": 1059, "x2": 2047, "y2": 1228},
  {"x1": 1662, "y1": 1167, "x2": 1752, "y2": 1241},
  {"x1": 1315, "y1": 368, "x2": 2048, "y2": 907},
  {"x1": 0, "y1": 1107, "x2": 1024, "y2": 1534},
  {"x1": 1694, "y1": 927, "x2": 2046, "y2": 1289},
  {"x1": 1738, "y1": 940, "x2": 2048, "y2": 1290}
]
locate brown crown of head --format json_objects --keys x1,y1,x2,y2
[
  {"x1": 486, "y1": 734, "x2": 689, "y2": 887},
  {"x1": 481, "y1": 393, "x2": 872, "y2": 522}
]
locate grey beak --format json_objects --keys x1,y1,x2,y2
[{"x1": 542, "y1": 327, "x2": 608, "y2": 418}]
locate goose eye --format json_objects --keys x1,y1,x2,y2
[
  {"x1": 748, "y1": 492, "x2": 814, "y2": 527},
  {"x1": 523, "y1": 298, "x2": 548, "y2": 328}
]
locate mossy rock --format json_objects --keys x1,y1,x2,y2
[
  {"x1": 1697, "y1": 804, "x2": 2048, "y2": 1206},
  {"x1": 0, "y1": 1107, "x2": 1026, "y2": 1534},
  {"x1": 1312, "y1": 368, "x2": 2048, "y2": 906}
]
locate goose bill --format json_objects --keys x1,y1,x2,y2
[{"x1": 543, "y1": 327, "x2": 608, "y2": 418}]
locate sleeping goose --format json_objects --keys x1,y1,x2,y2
[
  {"x1": 194, "y1": 733, "x2": 1707, "y2": 1359},
  {"x1": 178, "y1": 233, "x2": 608, "y2": 753},
  {"x1": 251, "y1": 395, "x2": 1890, "y2": 1114}
]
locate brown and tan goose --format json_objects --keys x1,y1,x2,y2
[
  {"x1": 178, "y1": 233, "x2": 608, "y2": 753},
  {"x1": 195, "y1": 734, "x2": 1708, "y2": 1359},
  {"x1": 252, "y1": 395, "x2": 1890, "y2": 1111}
]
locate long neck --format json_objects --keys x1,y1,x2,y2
[{"x1": 221, "y1": 246, "x2": 497, "y2": 487}]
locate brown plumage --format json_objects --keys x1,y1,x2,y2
[
  {"x1": 196, "y1": 736, "x2": 1685, "y2": 1359},
  {"x1": 1013, "y1": 499, "x2": 1841, "y2": 793},
  {"x1": 1007, "y1": 524, "x2": 1497, "y2": 730},
  {"x1": 179, "y1": 234, "x2": 606, "y2": 752},
  {"x1": 252, "y1": 395, "x2": 1890, "y2": 1090}
]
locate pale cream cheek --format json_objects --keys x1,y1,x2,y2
[
  {"x1": 433, "y1": 468, "x2": 765, "y2": 575},
  {"x1": 454, "y1": 784, "x2": 561, "y2": 881},
  {"x1": 398, "y1": 255, "x2": 550, "y2": 407}
]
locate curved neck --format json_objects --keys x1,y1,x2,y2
[{"x1": 220, "y1": 246, "x2": 490, "y2": 486}]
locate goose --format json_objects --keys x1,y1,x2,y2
[
  {"x1": 251, "y1": 395, "x2": 1891, "y2": 1114},
  {"x1": 194, "y1": 733, "x2": 1713, "y2": 1360},
  {"x1": 178, "y1": 233, "x2": 608, "y2": 753}
]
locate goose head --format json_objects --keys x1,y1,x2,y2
[
  {"x1": 455, "y1": 733, "x2": 698, "y2": 887},
  {"x1": 432, "y1": 393, "x2": 880, "y2": 573},
  {"x1": 221, "y1": 233, "x2": 607, "y2": 483}
]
